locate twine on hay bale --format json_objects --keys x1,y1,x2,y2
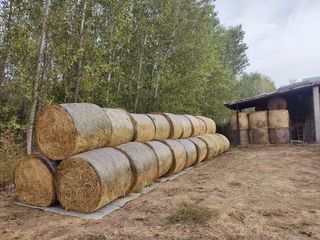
[
  {"x1": 35, "y1": 103, "x2": 112, "y2": 160},
  {"x1": 189, "y1": 137, "x2": 208, "y2": 163},
  {"x1": 145, "y1": 141, "x2": 173, "y2": 177},
  {"x1": 162, "y1": 113, "x2": 183, "y2": 139},
  {"x1": 184, "y1": 115, "x2": 201, "y2": 136},
  {"x1": 15, "y1": 155, "x2": 58, "y2": 207},
  {"x1": 130, "y1": 113, "x2": 155, "y2": 142},
  {"x1": 177, "y1": 139, "x2": 198, "y2": 168},
  {"x1": 147, "y1": 114, "x2": 171, "y2": 140},
  {"x1": 180, "y1": 115, "x2": 193, "y2": 138},
  {"x1": 55, "y1": 148, "x2": 133, "y2": 213},
  {"x1": 117, "y1": 142, "x2": 158, "y2": 192},
  {"x1": 103, "y1": 108, "x2": 134, "y2": 146},
  {"x1": 196, "y1": 116, "x2": 216, "y2": 134},
  {"x1": 161, "y1": 139, "x2": 187, "y2": 175}
]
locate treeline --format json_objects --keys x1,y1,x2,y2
[{"x1": 0, "y1": 0, "x2": 250, "y2": 148}]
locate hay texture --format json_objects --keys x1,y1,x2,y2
[
  {"x1": 197, "y1": 117, "x2": 207, "y2": 135},
  {"x1": 130, "y1": 113, "x2": 155, "y2": 142},
  {"x1": 197, "y1": 134, "x2": 220, "y2": 159},
  {"x1": 249, "y1": 129, "x2": 269, "y2": 144},
  {"x1": 196, "y1": 116, "x2": 216, "y2": 134},
  {"x1": 188, "y1": 137, "x2": 207, "y2": 163},
  {"x1": 162, "y1": 113, "x2": 183, "y2": 139},
  {"x1": 230, "y1": 112, "x2": 249, "y2": 130},
  {"x1": 36, "y1": 103, "x2": 112, "y2": 160},
  {"x1": 180, "y1": 115, "x2": 193, "y2": 138},
  {"x1": 216, "y1": 133, "x2": 230, "y2": 152},
  {"x1": 269, "y1": 128, "x2": 289, "y2": 144},
  {"x1": 185, "y1": 115, "x2": 201, "y2": 136},
  {"x1": 145, "y1": 141, "x2": 173, "y2": 177},
  {"x1": 15, "y1": 155, "x2": 57, "y2": 207},
  {"x1": 56, "y1": 148, "x2": 133, "y2": 213},
  {"x1": 249, "y1": 111, "x2": 268, "y2": 129},
  {"x1": 103, "y1": 108, "x2": 134, "y2": 146},
  {"x1": 117, "y1": 142, "x2": 158, "y2": 192},
  {"x1": 147, "y1": 114, "x2": 171, "y2": 140},
  {"x1": 232, "y1": 130, "x2": 249, "y2": 145},
  {"x1": 268, "y1": 110, "x2": 289, "y2": 129},
  {"x1": 177, "y1": 139, "x2": 198, "y2": 168},
  {"x1": 267, "y1": 97, "x2": 287, "y2": 110},
  {"x1": 161, "y1": 139, "x2": 187, "y2": 174}
]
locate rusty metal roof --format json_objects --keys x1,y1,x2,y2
[{"x1": 224, "y1": 77, "x2": 320, "y2": 110}]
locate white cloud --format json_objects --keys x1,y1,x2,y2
[{"x1": 215, "y1": 0, "x2": 320, "y2": 87}]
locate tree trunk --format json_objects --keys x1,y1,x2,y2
[
  {"x1": 26, "y1": 0, "x2": 51, "y2": 154},
  {"x1": 74, "y1": 0, "x2": 87, "y2": 102}
]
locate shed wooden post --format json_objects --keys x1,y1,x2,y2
[{"x1": 313, "y1": 86, "x2": 320, "y2": 143}]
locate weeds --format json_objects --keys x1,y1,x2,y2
[{"x1": 165, "y1": 202, "x2": 218, "y2": 224}]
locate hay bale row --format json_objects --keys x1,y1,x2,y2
[
  {"x1": 230, "y1": 112, "x2": 249, "y2": 131},
  {"x1": 16, "y1": 133, "x2": 229, "y2": 212},
  {"x1": 35, "y1": 103, "x2": 217, "y2": 160}
]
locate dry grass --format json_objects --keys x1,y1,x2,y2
[{"x1": 165, "y1": 202, "x2": 218, "y2": 224}]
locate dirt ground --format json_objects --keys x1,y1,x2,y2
[{"x1": 0, "y1": 144, "x2": 320, "y2": 240}]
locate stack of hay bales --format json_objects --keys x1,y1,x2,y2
[
  {"x1": 230, "y1": 112, "x2": 249, "y2": 145},
  {"x1": 248, "y1": 111, "x2": 269, "y2": 144},
  {"x1": 268, "y1": 110, "x2": 289, "y2": 144},
  {"x1": 15, "y1": 103, "x2": 230, "y2": 213}
]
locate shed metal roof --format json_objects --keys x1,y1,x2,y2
[{"x1": 224, "y1": 77, "x2": 320, "y2": 110}]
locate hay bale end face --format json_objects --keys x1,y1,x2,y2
[
  {"x1": 268, "y1": 110, "x2": 289, "y2": 129},
  {"x1": 161, "y1": 139, "x2": 187, "y2": 175},
  {"x1": 188, "y1": 137, "x2": 207, "y2": 163},
  {"x1": 162, "y1": 113, "x2": 183, "y2": 139},
  {"x1": 117, "y1": 142, "x2": 158, "y2": 192},
  {"x1": 196, "y1": 116, "x2": 216, "y2": 134},
  {"x1": 248, "y1": 111, "x2": 268, "y2": 129},
  {"x1": 56, "y1": 148, "x2": 133, "y2": 213},
  {"x1": 177, "y1": 139, "x2": 198, "y2": 168},
  {"x1": 15, "y1": 155, "x2": 57, "y2": 207},
  {"x1": 130, "y1": 114, "x2": 155, "y2": 142},
  {"x1": 267, "y1": 97, "x2": 287, "y2": 110},
  {"x1": 249, "y1": 129, "x2": 269, "y2": 144},
  {"x1": 35, "y1": 103, "x2": 112, "y2": 160},
  {"x1": 184, "y1": 115, "x2": 201, "y2": 136},
  {"x1": 180, "y1": 115, "x2": 193, "y2": 138},
  {"x1": 147, "y1": 114, "x2": 171, "y2": 140},
  {"x1": 103, "y1": 108, "x2": 134, "y2": 146},
  {"x1": 269, "y1": 128, "x2": 290, "y2": 144},
  {"x1": 145, "y1": 141, "x2": 173, "y2": 177},
  {"x1": 230, "y1": 112, "x2": 249, "y2": 131},
  {"x1": 231, "y1": 130, "x2": 249, "y2": 145}
]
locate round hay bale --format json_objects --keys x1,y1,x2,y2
[
  {"x1": 184, "y1": 115, "x2": 201, "y2": 136},
  {"x1": 196, "y1": 116, "x2": 216, "y2": 133},
  {"x1": 145, "y1": 141, "x2": 173, "y2": 177},
  {"x1": 268, "y1": 110, "x2": 289, "y2": 129},
  {"x1": 147, "y1": 114, "x2": 171, "y2": 140},
  {"x1": 196, "y1": 134, "x2": 220, "y2": 159},
  {"x1": 209, "y1": 134, "x2": 225, "y2": 154},
  {"x1": 35, "y1": 103, "x2": 112, "y2": 160},
  {"x1": 130, "y1": 114, "x2": 155, "y2": 142},
  {"x1": 117, "y1": 142, "x2": 158, "y2": 192},
  {"x1": 215, "y1": 133, "x2": 231, "y2": 152},
  {"x1": 161, "y1": 139, "x2": 188, "y2": 175},
  {"x1": 267, "y1": 97, "x2": 287, "y2": 110},
  {"x1": 15, "y1": 155, "x2": 57, "y2": 207},
  {"x1": 249, "y1": 111, "x2": 268, "y2": 129},
  {"x1": 162, "y1": 113, "x2": 183, "y2": 139},
  {"x1": 197, "y1": 117, "x2": 207, "y2": 135},
  {"x1": 231, "y1": 130, "x2": 249, "y2": 145},
  {"x1": 188, "y1": 137, "x2": 207, "y2": 163},
  {"x1": 103, "y1": 108, "x2": 134, "y2": 146},
  {"x1": 56, "y1": 148, "x2": 133, "y2": 213},
  {"x1": 177, "y1": 139, "x2": 197, "y2": 168},
  {"x1": 230, "y1": 112, "x2": 249, "y2": 131},
  {"x1": 180, "y1": 115, "x2": 193, "y2": 138},
  {"x1": 249, "y1": 129, "x2": 269, "y2": 144},
  {"x1": 269, "y1": 128, "x2": 290, "y2": 144}
]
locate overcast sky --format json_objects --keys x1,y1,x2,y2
[{"x1": 215, "y1": 0, "x2": 320, "y2": 87}]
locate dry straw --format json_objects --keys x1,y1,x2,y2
[
  {"x1": 35, "y1": 103, "x2": 112, "y2": 160},
  {"x1": 269, "y1": 128, "x2": 289, "y2": 144},
  {"x1": 130, "y1": 113, "x2": 155, "y2": 142},
  {"x1": 196, "y1": 116, "x2": 216, "y2": 134},
  {"x1": 248, "y1": 111, "x2": 268, "y2": 129},
  {"x1": 184, "y1": 115, "x2": 201, "y2": 136},
  {"x1": 249, "y1": 129, "x2": 269, "y2": 144},
  {"x1": 268, "y1": 110, "x2": 289, "y2": 129},
  {"x1": 180, "y1": 115, "x2": 193, "y2": 138},
  {"x1": 189, "y1": 137, "x2": 208, "y2": 163},
  {"x1": 117, "y1": 142, "x2": 158, "y2": 192},
  {"x1": 162, "y1": 113, "x2": 183, "y2": 139},
  {"x1": 15, "y1": 155, "x2": 57, "y2": 207},
  {"x1": 103, "y1": 108, "x2": 134, "y2": 146},
  {"x1": 196, "y1": 117, "x2": 207, "y2": 135},
  {"x1": 145, "y1": 141, "x2": 173, "y2": 177},
  {"x1": 216, "y1": 133, "x2": 230, "y2": 151},
  {"x1": 267, "y1": 97, "x2": 287, "y2": 110},
  {"x1": 177, "y1": 139, "x2": 198, "y2": 168},
  {"x1": 197, "y1": 134, "x2": 220, "y2": 159},
  {"x1": 147, "y1": 114, "x2": 171, "y2": 140},
  {"x1": 56, "y1": 148, "x2": 133, "y2": 213},
  {"x1": 230, "y1": 112, "x2": 249, "y2": 130},
  {"x1": 161, "y1": 139, "x2": 187, "y2": 174}
]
